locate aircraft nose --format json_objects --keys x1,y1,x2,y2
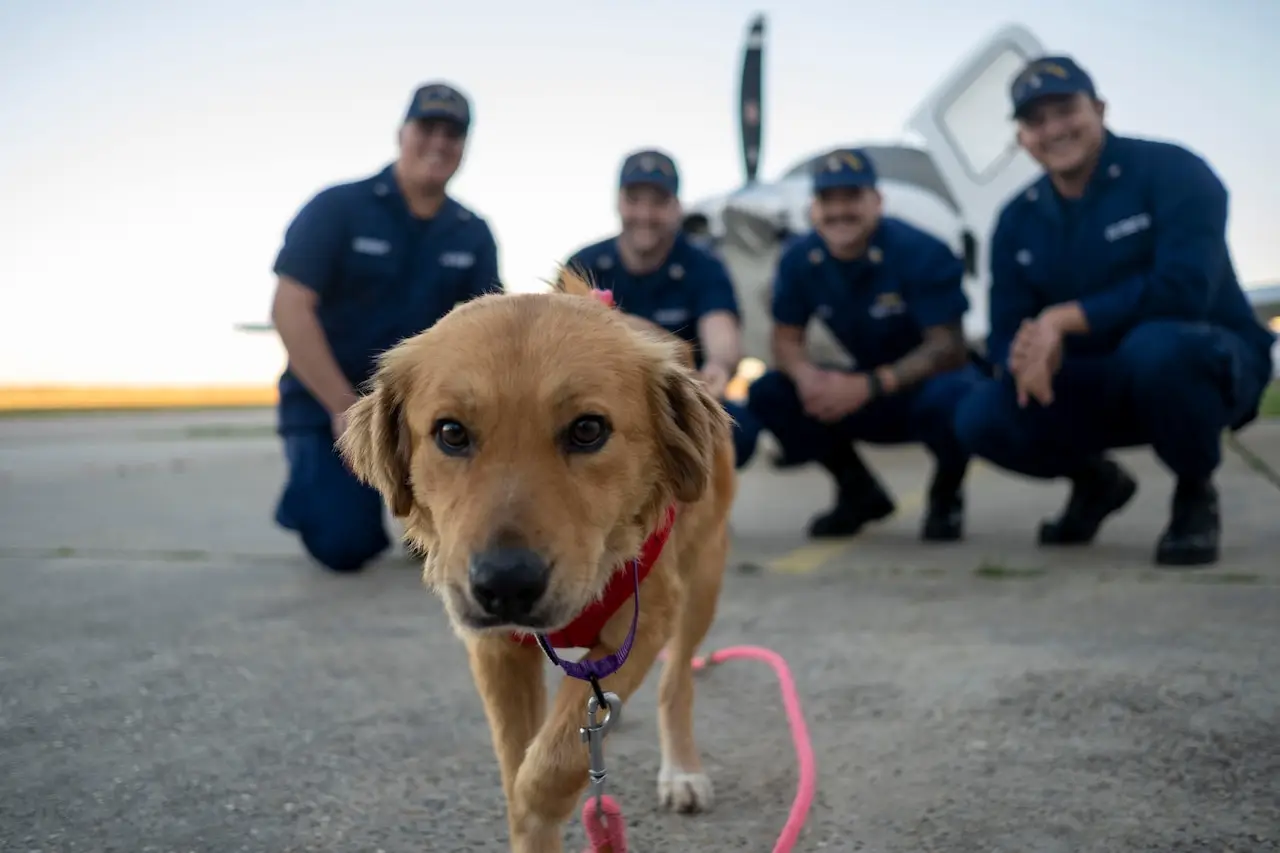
[
  {"x1": 723, "y1": 187, "x2": 788, "y2": 254},
  {"x1": 468, "y1": 547, "x2": 550, "y2": 623},
  {"x1": 726, "y1": 185, "x2": 783, "y2": 220}
]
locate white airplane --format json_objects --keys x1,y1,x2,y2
[{"x1": 684, "y1": 17, "x2": 1280, "y2": 381}]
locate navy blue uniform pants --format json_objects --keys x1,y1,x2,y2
[
  {"x1": 746, "y1": 364, "x2": 983, "y2": 471},
  {"x1": 722, "y1": 399, "x2": 762, "y2": 469},
  {"x1": 953, "y1": 320, "x2": 1272, "y2": 482},
  {"x1": 274, "y1": 429, "x2": 391, "y2": 572}
]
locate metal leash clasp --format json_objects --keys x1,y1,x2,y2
[{"x1": 580, "y1": 682, "x2": 623, "y2": 810}]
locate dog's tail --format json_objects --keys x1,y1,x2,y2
[
  {"x1": 553, "y1": 263, "x2": 620, "y2": 310},
  {"x1": 552, "y1": 264, "x2": 605, "y2": 299}
]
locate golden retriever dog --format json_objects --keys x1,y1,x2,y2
[{"x1": 337, "y1": 268, "x2": 737, "y2": 851}]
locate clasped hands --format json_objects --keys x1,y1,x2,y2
[
  {"x1": 1008, "y1": 311, "x2": 1066, "y2": 408},
  {"x1": 794, "y1": 364, "x2": 877, "y2": 424}
]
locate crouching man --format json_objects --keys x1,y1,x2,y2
[
  {"x1": 952, "y1": 56, "x2": 1275, "y2": 566},
  {"x1": 747, "y1": 147, "x2": 984, "y2": 541}
]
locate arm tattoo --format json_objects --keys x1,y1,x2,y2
[{"x1": 887, "y1": 322, "x2": 968, "y2": 391}]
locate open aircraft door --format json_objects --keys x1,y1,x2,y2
[{"x1": 905, "y1": 24, "x2": 1047, "y2": 348}]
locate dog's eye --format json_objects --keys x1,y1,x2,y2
[
  {"x1": 433, "y1": 419, "x2": 472, "y2": 456},
  {"x1": 564, "y1": 415, "x2": 610, "y2": 452}
]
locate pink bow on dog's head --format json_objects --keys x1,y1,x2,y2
[{"x1": 592, "y1": 289, "x2": 616, "y2": 309}]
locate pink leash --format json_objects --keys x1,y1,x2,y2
[
  {"x1": 581, "y1": 644, "x2": 817, "y2": 853},
  {"x1": 580, "y1": 292, "x2": 815, "y2": 849}
]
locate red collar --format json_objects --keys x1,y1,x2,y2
[{"x1": 512, "y1": 504, "x2": 677, "y2": 650}]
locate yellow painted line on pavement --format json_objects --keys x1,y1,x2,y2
[
  {"x1": 766, "y1": 488, "x2": 925, "y2": 574},
  {"x1": 0, "y1": 385, "x2": 277, "y2": 413},
  {"x1": 764, "y1": 460, "x2": 996, "y2": 575},
  {"x1": 766, "y1": 539, "x2": 859, "y2": 574}
]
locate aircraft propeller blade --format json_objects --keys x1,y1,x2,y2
[{"x1": 738, "y1": 14, "x2": 765, "y2": 186}]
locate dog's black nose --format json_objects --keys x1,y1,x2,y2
[{"x1": 468, "y1": 547, "x2": 550, "y2": 622}]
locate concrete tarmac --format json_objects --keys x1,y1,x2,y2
[{"x1": 1, "y1": 409, "x2": 1278, "y2": 852}]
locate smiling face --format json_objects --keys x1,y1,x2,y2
[
  {"x1": 1016, "y1": 93, "x2": 1107, "y2": 179},
  {"x1": 336, "y1": 279, "x2": 726, "y2": 638},
  {"x1": 617, "y1": 183, "x2": 682, "y2": 256},
  {"x1": 397, "y1": 117, "x2": 466, "y2": 192},
  {"x1": 811, "y1": 185, "x2": 882, "y2": 257}
]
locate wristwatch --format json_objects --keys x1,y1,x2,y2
[{"x1": 866, "y1": 370, "x2": 884, "y2": 399}]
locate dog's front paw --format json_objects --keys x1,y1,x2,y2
[{"x1": 657, "y1": 764, "x2": 714, "y2": 814}]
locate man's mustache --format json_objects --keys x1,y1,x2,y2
[{"x1": 822, "y1": 214, "x2": 859, "y2": 226}]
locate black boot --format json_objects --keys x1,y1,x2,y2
[
  {"x1": 1155, "y1": 479, "x2": 1220, "y2": 567},
  {"x1": 807, "y1": 443, "x2": 896, "y2": 538},
  {"x1": 921, "y1": 460, "x2": 967, "y2": 542},
  {"x1": 1039, "y1": 456, "x2": 1138, "y2": 546}
]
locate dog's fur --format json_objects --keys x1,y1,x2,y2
[{"x1": 337, "y1": 268, "x2": 736, "y2": 851}]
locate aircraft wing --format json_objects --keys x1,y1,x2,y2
[
  {"x1": 1246, "y1": 282, "x2": 1280, "y2": 327},
  {"x1": 1245, "y1": 282, "x2": 1280, "y2": 378}
]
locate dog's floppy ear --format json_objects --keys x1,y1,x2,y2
[
  {"x1": 337, "y1": 360, "x2": 415, "y2": 518},
  {"x1": 650, "y1": 357, "x2": 731, "y2": 504}
]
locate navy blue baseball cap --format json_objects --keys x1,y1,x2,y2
[
  {"x1": 812, "y1": 147, "x2": 877, "y2": 192},
  {"x1": 619, "y1": 149, "x2": 679, "y2": 195},
  {"x1": 1010, "y1": 56, "x2": 1097, "y2": 119},
  {"x1": 405, "y1": 82, "x2": 471, "y2": 131}
]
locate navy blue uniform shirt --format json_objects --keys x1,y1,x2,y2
[
  {"x1": 987, "y1": 131, "x2": 1276, "y2": 367},
  {"x1": 272, "y1": 164, "x2": 501, "y2": 429},
  {"x1": 565, "y1": 232, "x2": 740, "y2": 368},
  {"x1": 771, "y1": 217, "x2": 969, "y2": 370}
]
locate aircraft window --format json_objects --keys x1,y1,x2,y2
[{"x1": 933, "y1": 46, "x2": 1029, "y2": 183}]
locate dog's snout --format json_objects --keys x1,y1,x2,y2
[{"x1": 468, "y1": 547, "x2": 550, "y2": 622}]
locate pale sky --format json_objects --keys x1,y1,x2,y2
[{"x1": 1, "y1": 0, "x2": 1276, "y2": 385}]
